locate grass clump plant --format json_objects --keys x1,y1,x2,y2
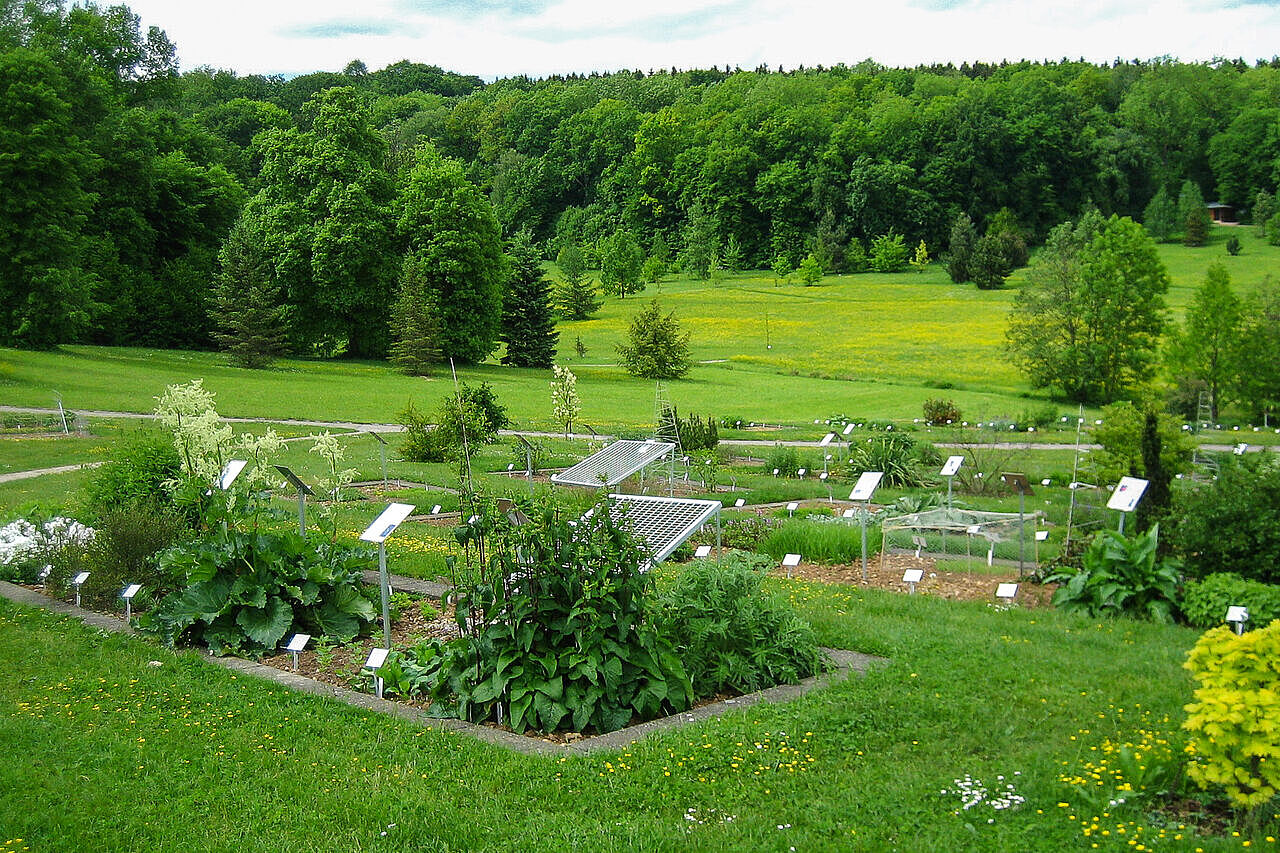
[
  {"x1": 759, "y1": 518, "x2": 877, "y2": 564},
  {"x1": 650, "y1": 551, "x2": 825, "y2": 696}
]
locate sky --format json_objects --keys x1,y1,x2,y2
[{"x1": 123, "y1": 0, "x2": 1280, "y2": 80}]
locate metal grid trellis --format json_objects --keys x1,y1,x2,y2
[
  {"x1": 551, "y1": 439, "x2": 676, "y2": 487},
  {"x1": 605, "y1": 493, "x2": 722, "y2": 563}
]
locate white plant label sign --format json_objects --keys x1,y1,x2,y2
[
  {"x1": 850, "y1": 471, "x2": 884, "y2": 502},
  {"x1": 360, "y1": 503, "x2": 416, "y2": 543},
  {"x1": 1106, "y1": 476, "x2": 1149, "y2": 512}
]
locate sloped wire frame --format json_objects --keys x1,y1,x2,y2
[
  {"x1": 606, "y1": 493, "x2": 722, "y2": 564},
  {"x1": 551, "y1": 439, "x2": 676, "y2": 489}
]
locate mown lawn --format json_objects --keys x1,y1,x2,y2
[{"x1": 5, "y1": 576, "x2": 1271, "y2": 852}]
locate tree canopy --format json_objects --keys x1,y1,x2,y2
[{"x1": 1007, "y1": 214, "x2": 1170, "y2": 403}]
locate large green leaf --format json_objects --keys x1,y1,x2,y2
[
  {"x1": 235, "y1": 595, "x2": 293, "y2": 649},
  {"x1": 167, "y1": 574, "x2": 234, "y2": 625}
]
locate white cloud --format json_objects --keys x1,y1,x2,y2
[{"x1": 123, "y1": 0, "x2": 1280, "y2": 80}]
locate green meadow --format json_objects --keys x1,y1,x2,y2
[{"x1": 1, "y1": 225, "x2": 1271, "y2": 434}]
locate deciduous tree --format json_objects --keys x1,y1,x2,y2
[
  {"x1": 1164, "y1": 262, "x2": 1241, "y2": 420},
  {"x1": 1007, "y1": 214, "x2": 1169, "y2": 403},
  {"x1": 396, "y1": 143, "x2": 506, "y2": 363}
]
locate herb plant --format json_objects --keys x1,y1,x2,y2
[{"x1": 1044, "y1": 525, "x2": 1180, "y2": 622}]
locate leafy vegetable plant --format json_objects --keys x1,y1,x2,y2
[
  {"x1": 1044, "y1": 525, "x2": 1180, "y2": 622},
  {"x1": 140, "y1": 530, "x2": 377, "y2": 655}
]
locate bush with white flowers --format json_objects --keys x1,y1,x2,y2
[{"x1": 0, "y1": 517, "x2": 95, "y2": 583}]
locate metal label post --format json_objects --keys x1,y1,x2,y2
[{"x1": 359, "y1": 503, "x2": 416, "y2": 649}]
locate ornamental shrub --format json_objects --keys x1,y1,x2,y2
[
  {"x1": 1183, "y1": 622, "x2": 1280, "y2": 808},
  {"x1": 649, "y1": 551, "x2": 825, "y2": 696},
  {"x1": 922, "y1": 398, "x2": 962, "y2": 425},
  {"x1": 1182, "y1": 573, "x2": 1280, "y2": 630},
  {"x1": 869, "y1": 231, "x2": 909, "y2": 272},
  {"x1": 1168, "y1": 455, "x2": 1280, "y2": 584},
  {"x1": 82, "y1": 428, "x2": 181, "y2": 519}
]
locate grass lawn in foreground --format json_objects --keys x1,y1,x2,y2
[{"x1": 4, "y1": 576, "x2": 1268, "y2": 852}]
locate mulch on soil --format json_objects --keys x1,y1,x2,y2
[{"x1": 773, "y1": 550, "x2": 1057, "y2": 608}]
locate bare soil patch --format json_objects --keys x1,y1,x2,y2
[{"x1": 773, "y1": 550, "x2": 1057, "y2": 607}]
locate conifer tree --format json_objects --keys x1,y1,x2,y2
[
  {"x1": 1142, "y1": 186, "x2": 1178, "y2": 243},
  {"x1": 1178, "y1": 180, "x2": 1210, "y2": 247},
  {"x1": 909, "y1": 239, "x2": 930, "y2": 272},
  {"x1": 211, "y1": 213, "x2": 288, "y2": 369},
  {"x1": 945, "y1": 213, "x2": 977, "y2": 283},
  {"x1": 555, "y1": 244, "x2": 602, "y2": 320},
  {"x1": 388, "y1": 255, "x2": 442, "y2": 376},
  {"x1": 501, "y1": 232, "x2": 558, "y2": 368}
]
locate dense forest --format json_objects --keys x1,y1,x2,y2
[{"x1": 3, "y1": 0, "x2": 1279, "y2": 360}]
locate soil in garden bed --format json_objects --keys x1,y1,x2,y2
[
  {"x1": 257, "y1": 601, "x2": 458, "y2": 704},
  {"x1": 773, "y1": 551, "x2": 1058, "y2": 608}
]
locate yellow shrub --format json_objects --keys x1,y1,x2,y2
[{"x1": 1182, "y1": 622, "x2": 1280, "y2": 808}]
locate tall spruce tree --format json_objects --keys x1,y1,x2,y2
[
  {"x1": 945, "y1": 213, "x2": 977, "y2": 283},
  {"x1": 501, "y1": 232, "x2": 558, "y2": 368},
  {"x1": 1178, "y1": 180, "x2": 1210, "y2": 247},
  {"x1": 388, "y1": 254, "x2": 442, "y2": 376},
  {"x1": 210, "y1": 213, "x2": 288, "y2": 369}
]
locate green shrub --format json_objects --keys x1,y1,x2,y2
[
  {"x1": 82, "y1": 429, "x2": 181, "y2": 520},
  {"x1": 1016, "y1": 403, "x2": 1060, "y2": 430},
  {"x1": 650, "y1": 552, "x2": 825, "y2": 696},
  {"x1": 1183, "y1": 622, "x2": 1280, "y2": 808},
  {"x1": 922, "y1": 398, "x2": 961, "y2": 425},
  {"x1": 1226, "y1": 235, "x2": 1242, "y2": 256},
  {"x1": 766, "y1": 444, "x2": 801, "y2": 477},
  {"x1": 400, "y1": 495, "x2": 692, "y2": 734},
  {"x1": 869, "y1": 231, "x2": 909, "y2": 272},
  {"x1": 1169, "y1": 455, "x2": 1280, "y2": 584},
  {"x1": 1044, "y1": 525, "x2": 1179, "y2": 622},
  {"x1": 140, "y1": 530, "x2": 377, "y2": 655},
  {"x1": 1266, "y1": 211, "x2": 1280, "y2": 246},
  {"x1": 760, "y1": 518, "x2": 878, "y2": 564},
  {"x1": 1181, "y1": 573, "x2": 1280, "y2": 629},
  {"x1": 44, "y1": 505, "x2": 187, "y2": 610},
  {"x1": 657, "y1": 405, "x2": 719, "y2": 451}
]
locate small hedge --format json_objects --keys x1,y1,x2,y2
[{"x1": 1182, "y1": 573, "x2": 1280, "y2": 630}]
